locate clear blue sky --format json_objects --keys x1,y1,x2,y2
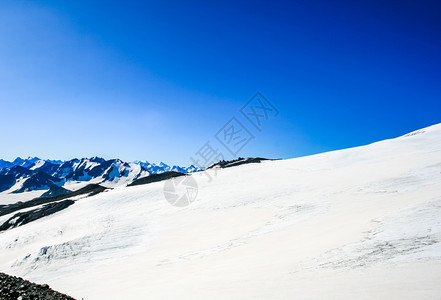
[{"x1": 1, "y1": 0, "x2": 440, "y2": 166}]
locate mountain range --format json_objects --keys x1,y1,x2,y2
[{"x1": 0, "y1": 157, "x2": 201, "y2": 193}]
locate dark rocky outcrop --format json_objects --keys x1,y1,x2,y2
[
  {"x1": 207, "y1": 157, "x2": 273, "y2": 169},
  {"x1": 0, "y1": 200, "x2": 75, "y2": 232},
  {"x1": 0, "y1": 272, "x2": 76, "y2": 299},
  {"x1": 0, "y1": 184, "x2": 108, "y2": 217},
  {"x1": 40, "y1": 185, "x2": 72, "y2": 198},
  {"x1": 128, "y1": 171, "x2": 185, "y2": 187}
]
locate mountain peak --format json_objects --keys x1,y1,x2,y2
[
  {"x1": 89, "y1": 156, "x2": 105, "y2": 163},
  {"x1": 12, "y1": 157, "x2": 41, "y2": 168}
]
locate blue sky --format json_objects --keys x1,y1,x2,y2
[{"x1": 0, "y1": 0, "x2": 440, "y2": 166}]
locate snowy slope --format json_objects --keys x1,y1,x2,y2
[{"x1": 0, "y1": 124, "x2": 441, "y2": 299}]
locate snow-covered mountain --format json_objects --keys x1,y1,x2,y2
[
  {"x1": 1, "y1": 124, "x2": 441, "y2": 299},
  {"x1": 11, "y1": 157, "x2": 41, "y2": 169},
  {"x1": 0, "y1": 166, "x2": 64, "y2": 193},
  {"x1": 0, "y1": 159, "x2": 13, "y2": 170},
  {"x1": 0, "y1": 157, "x2": 41, "y2": 170},
  {"x1": 134, "y1": 160, "x2": 201, "y2": 174},
  {"x1": 0, "y1": 157, "x2": 201, "y2": 194}
]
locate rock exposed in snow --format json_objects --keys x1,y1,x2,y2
[{"x1": 0, "y1": 272, "x2": 75, "y2": 300}]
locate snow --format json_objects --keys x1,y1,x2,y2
[
  {"x1": 77, "y1": 159, "x2": 101, "y2": 172},
  {"x1": 62, "y1": 181, "x2": 94, "y2": 191},
  {"x1": 1, "y1": 123, "x2": 441, "y2": 299},
  {"x1": 29, "y1": 160, "x2": 46, "y2": 171},
  {"x1": 0, "y1": 190, "x2": 45, "y2": 206},
  {"x1": 0, "y1": 177, "x2": 28, "y2": 198}
]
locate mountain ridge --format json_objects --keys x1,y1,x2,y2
[{"x1": 0, "y1": 157, "x2": 201, "y2": 194}]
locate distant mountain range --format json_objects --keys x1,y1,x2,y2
[{"x1": 0, "y1": 157, "x2": 201, "y2": 193}]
